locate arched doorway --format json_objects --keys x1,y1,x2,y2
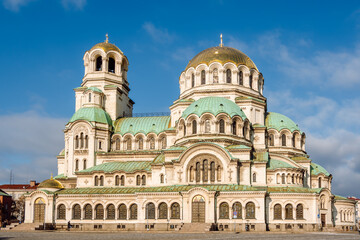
[
  {"x1": 192, "y1": 195, "x2": 205, "y2": 223},
  {"x1": 34, "y1": 197, "x2": 45, "y2": 223}
]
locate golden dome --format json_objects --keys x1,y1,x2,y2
[
  {"x1": 89, "y1": 34, "x2": 123, "y2": 54},
  {"x1": 185, "y1": 46, "x2": 258, "y2": 71},
  {"x1": 38, "y1": 176, "x2": 64, "y2": 189}
]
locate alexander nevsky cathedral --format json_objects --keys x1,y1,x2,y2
[{"x1": 24, "y1": 35, "x2": 356, "y2": 232}]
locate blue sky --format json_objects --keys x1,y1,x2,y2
[{"x1": 0, "y1": 0, "x2": 360, "y2": 197}]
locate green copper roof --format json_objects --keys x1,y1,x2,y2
[
  {"x1": 87, "y1": 87, "x2": 103, "y2": 93},
  {"x1": 152, "y1": 154, "x2": 165, "y2": 165},
  {"x1": 267, "y1": 159, "x2": 296, "y2": 170},
  {"x1": 267, "y1": 187, "x2": 321, "y2": 194},
  {"x1": 235, "y1": 96, "x2": 265, "y2": 103},
  {"x1": 114, "y1": 116, "x2": 171, "y2": 136},
  {"x1": 0, "y1": 189, "x2": 10, "y2": 197},
  {"x1": 56, "y1": 184, "x2": 262, "y2": 195},
  {"x1": 182, "y1": 97, "x2": 247, "y2": 120},
  {"x1": 54, "y1": 174, "x2": 67, "y2": 179},
  {"x1": 291, "y1": 156, "x2": 311, "y2": 162},
  {"x1": 254, "y1": 152, "x2": 269, "y2": 162},
  {"x1": 310, "y1": 163, "x2": 330, "y2": 176},
  {"x1": 226, "y1": 145, "x2": 251, "y2": 150},
  {"x1": 265, "y1": 112, "x2": 301, "y2": 133},
  {"x1": 69, "y1": 107, "x2": 112, "y2": 125},
  {"x1": 77, "y1": 161, "x2": 152, "y2": 174}
]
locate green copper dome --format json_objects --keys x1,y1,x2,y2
[
  {"x1": 310, "y1": 162, "x2": 330, "y2": 176},
  {"x1": 265, "y1": 112, "x2": 300, "y2": 133},
  {"x1": 182, "y1": 97, "x2": 247, "y2": 120},
  {"x1": 69, "y1": 107, "x2": 112, "y2": 125}
]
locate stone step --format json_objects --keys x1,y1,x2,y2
[{"x1": 179, "y1": 223, "x2": 211, "y2": 232}]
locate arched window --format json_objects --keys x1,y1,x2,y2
[
  {"x1": 126, "y1": 138, "x2": 132, "y2": 150},
  {"x1": 108, "y1": 57, "x2": 115, "y2": 73},
  {"x1": 106, "y1": 204, "x2": 115, "y2": 219},
  {"x1": 138, "y1": 137, "x2": 143, "y2": 150},
  {"x1": 129, "y1": 204, "x2": 137, "y2": 220},
  {"x1": 160, "y1": 174, "x2": 164, "y2": 183},
  {"x1": 217, "y1": 165, "x2": 221, "y2": 181},
  {"x1": 239, "y1": 71, "x2": 243, "y2": 85},
  {"x1": 189, "y1": 166, "x2": 194, "y2": 182},
  {"x1": 118, "y1": 204, "x2": 127, "y2": 219},
  {"x1": 281, "y1": 174, "x2": 285, "y2": 184},
  {"x1": 83, "y1": 159, "x2": 87, "y2": 169},
  {"x1": 226, "y1": 69, "x2": 232, "y2": 83},
  {"x1": 96, "y1": 56, "x2": 102, "y2": 71},
  {"x1": 146, "y1": 203, "x2": 155, "y2": 219},
  {"x1": 219, "y1": 119, "x2": 225, "y2": 133},
  {"x1": 95, "y1": 204, "x2": 104, "y2": 220},
  {"x1": 136, "y1": 175, "x2": 140, "y2": 186},
  {"x1": 84, "y1": 204, "x2": 92, "y2": 219},
  {"x1": 292, "y1": 134, "x2": 296, "y2": 147},
  {"x1": 243, "y1": 124, "x2": 248, "y2": 139},
  {"x1": 120, "y1": 175, "x2": 125, "y2": 186},
  {"x1": 213, "y1": 68, "x2": 218, "y2": 83},
  {"x1": 115, "y1": 138, "x2": 120, "y2": 150},
  {"x1": 296, "y1": 204, "x2": 304, "y2": 219},
  {"x1": 171, "y1": 203, "x2": 180, "y2": 219},
  {"x1": 94, "y1": 176, "x2": 99, "y2": 186},
  {"x1": 149, "y1": 137, "x2": 155, "y2": 150},
  {"x1": 192, "y1": 120, "x2": 197, "y2": 134},
  {"x1": 142, "y1": 175, "x2": 146, "y2": 185},
  {"x1": 191, "y1": 73, "x2": 195, "y2": 87},
  {"x1": 161, "y1": 137, "x2": 166, "y2": 149},
  {"x1": 75, "y1": 160, "x2": 79, "y2": 171},
  {"x1": 318, "y1": 178, "x2": 322, "y2": 188},
  {"x1": 232, "y1": 120, "x2": 236, "y2": 135},
  {"x1": 210, "y1": 161, "x2": 215, "y2": 182},
  {"x1": 245, "y1": 202, "x2": 255, "y2": 219},
  {"x1": 57, "y1": 204, "x2": 66, "y2": 219},
  {"x1": 274, "y1": 204, "x2": 282, "y2": 220},
  {"x1": 158, "y1": 202, "x2": 168, "y2": 219},
  {"x1": 183, "y1": 124, "x2": 186, "y2": 136},
  {"x1": 115, "y1": 175, "x2": 119, "y2": 186},
  {"x1": 99, "y1": 176, "x2": 104, "y2": 186},
  {"x1": 233, "y1": 202, "x2": 242, "y2": 219},
  {"x1": 205, "y1": 119, "x2": 211, "y2": 133},
  {"x1": 72, "y1": 204, "x2": 81, "y2": 219},
  {"x1": 249, "y1": 74, "x2": 253, "y2": 89},
  {"x1": 201, "y1": 70, "x2": 206, "y2": 84},
  {"x1": 219, "y1": 202, "x2": 229, "y2": 219},
  {"x1": 75, "y1": 135, "x2": 79, "y2": 149},
  {"x1": 85, "y1": 135, "x2": 88, "y2": 148},
  {"x1": 285, "y1": 204, "x2": 293, "y2": 219},
  {"x1": 269, "y1": 134, "x2": 274, "y2": 146},
  {"x1": 196, "y1": 162, "x2": 201, "y2": 182},
  {"x1": 281, "y1": 134, "x2": 286, "y2": 146},
  {"x1": 89, "y1": 93, "x2": 92, "y2": 102},
  {"x1": 292, "y1": 174, "x2": 295, "y2": 184},
  {"x1": 203, "y1": 159, "x2": 208, "y2": 182},
  {"x1": 253, "y1": 173, "x2": 257, "y2": 183},
  {"x1": 99, "y1": 141, "x2": 102, "y2": 150},
  {"x1": 80, "y1": 132, "x2": 84, "y2": 148}
]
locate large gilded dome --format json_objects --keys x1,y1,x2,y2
[{"x1": 185, "y1": 46, "x2": 258, "y2": 71}]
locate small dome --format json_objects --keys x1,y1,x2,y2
[
  {"x1": 89, "y1": 35, "x2": 123, "y2": 54},
  {"x1": 182, "y1": 97, "x2": 247, "y2": 120},
  {"x1": 38, "y1": 177, "x2": 64, "y2": 189},
  {"x1": 185, "y1": 46, "x2": 258, "y2": 71},
  {"x1": 265, "y1": 112, "x2": 300, "y2": 133},
  {"x1": 310, "y1": 162, "x2": 330, "y2": 176},
  {"x1": 69, "y1": 107, "x2": 112, "y2": 125}
]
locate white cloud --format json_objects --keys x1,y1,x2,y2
[
  {"x1": 142, "y1": 22, "x2": 175, "y2": 43},
  {"x1": 61, "y1": 0, "x2": 86, "y2": 10},
  {"x1": 171, "y1": 47, "x2": 195, "y2": 62},
  {"x1": 2, "y1": 0, "x2": 34, "y2": 12}
]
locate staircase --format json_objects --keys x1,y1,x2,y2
[
  {"x1": 1, "y1": 223, "x2": 39, "y2": 231},
  {"x1": 178, "y1": 223, "x2": 211, "y2": 232}
]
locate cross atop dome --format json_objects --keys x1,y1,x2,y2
[
  {"x1": 105, "y1": 33, "x2": 109, "y2": 43},
  {"x1": 220, "y1": 33, "x2": 224, "y2": 47}
]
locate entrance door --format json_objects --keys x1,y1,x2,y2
[
  {"x1": 192, "y1": 195, "x2": 205, "y2": 223},
  {"x1": 34, "y1": 198, "x2": 45, "y2": 223},
  {"x1": 321, "y1": 214, "x2": 326, "y2": 228}
]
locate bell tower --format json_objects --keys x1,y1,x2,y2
[{"x1": 76, "y1": 34, "x2": 134, "y2": 120}]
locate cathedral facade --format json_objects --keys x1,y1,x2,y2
[{"x1": 24, "y1": 36, "x2": 356, "y2": 232}]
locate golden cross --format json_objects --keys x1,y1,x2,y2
[
  {"x1": 105, "y1": 33, "x2": 109, "y2": 43},
  {"x1": 220, "y1": 33, "x2": 224, "y2": 47}
]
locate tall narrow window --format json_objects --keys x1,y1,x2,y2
[
  {"x1": 115, "y1": 175, "x2": 119, "y2": 186},
  {"x1": 146, "y1": 203, "x2": 155, "y2": 219},
  {"x1": 118, "y1": 204, "x2": 127, "y2": 219},
  {"x1": 106, "y1": 204, "x2": 115, "y2": 219},
  {"x1": 239, "y1": 71, "x2": 243, "y2": 85},
  {"x1": 161, "y1": 137, "x2": 166, "y2": 149},
  {"x1": 269, "y1": 134, "x2": 274, "y2": 146},
  {"x1": 136, "y1": 175, "x2": 140, "y2": 186},
  {"x1": 292, "y1": 134, "x2": 296, "y2": 147},
  {"x1": 183, "y1": 124, "x2": 186, "y2": 136},
  {"x1": 127, "y1": 138, "x2": 132, "y2": 150},
  {"x1": 96, "y1": 56, "x2": 102, "y2": 71},
  {"x1": 233, "y1": 202, "x2": 242, "y2": 219},
  {"x1": 192, "y1": 120, "x2": 197, "y2": 134},
  {"x1": 318, "y1": 178, "x2": 322, "y2": 188},
  {"x1": 160, "y1": 174, "x2": 164, "y2": 183},
  {"x1": 94, "y1": 176, "x2": 99, "y2": 186},
  {"x1": 249, "y1": 74, "x2": 253, "y2": 89},
  {"x1": 84, "y1": 204, "x2": 92, "y2": 219},
  {"x1": 217, "y1": 165, "x2": 221, "y2": 181},
  {"x1": 281, "y1": 134, "x2": 286, "y2": 146},
  {"x1": 196, "y1": 162, "x2": 201, "y2": 182},
  {"x1": 115, "y1": 138, "x2": 120, "y2": 150},
  {"x1": 142, "y1": 175, "x2": 146, "y2": 185},
  {"x1": 80, "y1": 133, "x2": 84, "y2": 148},
  {"x1": 120, "y1": 175, "x2": 125, "y2": 186},
  {"x1": 89, "y1": 93, "x2": 92, "y2": 102},
  {"x1": 171, "y1": 203, "x2": 180, "y2": 219},
  {"x1": 57, "y1": 204, "x2": 66, "y2": 219},
  {"x1": 158, "y1": 202, "x2": 168, "y2": 219},
  {"x1": 108, "y1": 57, "x2": 115, "y2": 73},
  {"x1": 213, "y1": 68, "x2": 218, "y2": 83},
  {"x1": 282, "y1": 174, "x2": 285, "y2": 184},
  {"x1": 232, "y1": 120, "x2": 236, "y2": 135},
  {"x1": 253, "y1": 173, "x2": 257, "y2": 183},
  {"x1": 191, "y1": 73, "x2": 195, "y2": 87},
  {"x1": 95, "y1": 204, "x2": 104, "y2": 220},
  {"x1": 274, "y1": 204, "x2": 282, "y2": 220},
  {"x1": 226, "y1": 69, "x2": 232, "y2": 83},
  {"x1": 138, "y1": 137, "x2": 143, "y2": 150},
  {"x1": 85, "y1": 135, "x2": 88, "y2": 149},
  {"x1": 219, "y1": 119, "x2": 225, "y2": 133},
  {"x1": 205, "y1": 119, "x2": 211, "y2": 133},
  {"x1": 285, "y1": 204, "x2": 293, "y2": 219},
  {"x1": 100, "y1": 176, "x2": 104, "y2": 186},
  {"x1": 75, "y1": 135, "x2": 79, "y2": 149},
  {"x1": 296, "y1": 204, "x2": 304, "y2": 219},
  {"x1": 75, "y1": 160, "x2": 79, "y2": 171},
  {"x1": 203, "y1": 159, "x2": 208, "y2": 182},
  {"x1": 99, "y1": 141, "x2": 102, "y2": 150},
  {"x1": 72, "y1": 204, "x2": 81, "y2": 219},
  {"x1": 189, "y1": 166, "x2": 194, "y2": 182},
  {"x1": 129, "y1": 204, "x2": 137, "y2": 220},
  {"x1": 201, "y1": 70, "x2": 206, "y2": 85},
  {"x1": 219, "y1": 202, "x2": 229, "y2": 219},
  {"x1": 210, "y1": 161, "x2": 215, "y2": 182},
  {"x1": 245, "y1": 202, "x2": 255, "y2": 219},
  {"x1": 83, "y1": 159, "x2": 87, "y2": 169},
  {"x1": 149, "y1": 137, "x2": 155, "y2": 150}
]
